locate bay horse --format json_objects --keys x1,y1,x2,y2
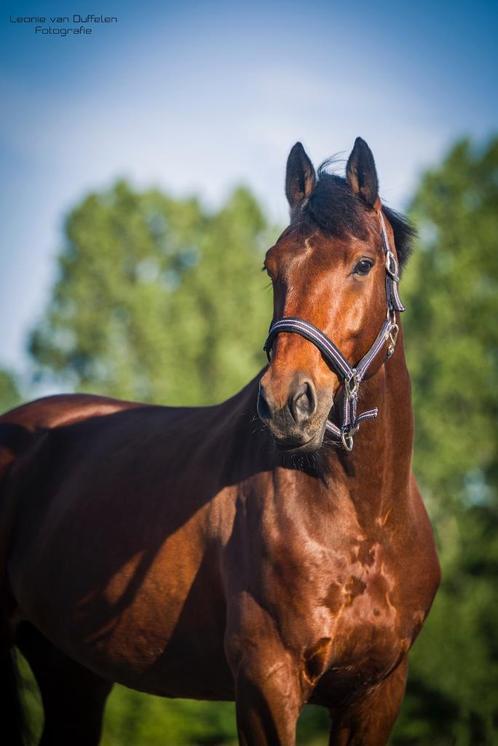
[{"x1": 0, "y1": 138, "x2": 440, "y2": 745}]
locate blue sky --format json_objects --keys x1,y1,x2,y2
[{"x1": 1, "y1": 0, "x2": 497, "y2": 377}]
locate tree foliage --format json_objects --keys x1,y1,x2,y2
[
  {"x1": 403, "y1": 138, "x2": 497, "y2": 504},
  {"x1": 392, "y1": 138, "x2": 498, "y2": 745},
  {"x1": 30, "y1": 181, "x2": 273, "y2": 405},
  {"x1": 0, "y1": 368, "x2": 22, "y2": 413}
]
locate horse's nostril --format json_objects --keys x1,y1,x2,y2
[
  {"x1": 257, "y1": 385, "x2": 272, "y2": 421},
  {"x1": 289, "y1": 381, "x2": 317, "y2": 424}
]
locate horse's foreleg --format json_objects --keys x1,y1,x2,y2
[
  {"x1": 226, "y1": 602, "x2": 303, "y2": 746},
  {"x1": 234, "y1": 654, "x2": 302, "y2": 746},
  {"x1": 16, "y1": 622, "x2": 112, "y2": 746},
  {"x1": 328, "y1": 658, "x2": 408, "y2": 746}
]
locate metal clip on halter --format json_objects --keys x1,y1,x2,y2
[
  {"x1": 263, "y1": 210, "x2": 405, "y2": 451},
  {"x1": 341, "y1": 432, "x2": 355, "y2": 452}
]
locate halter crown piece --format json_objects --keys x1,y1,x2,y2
[{"x1": 263, "y1": 211, "x2": 404, "y2": 452}]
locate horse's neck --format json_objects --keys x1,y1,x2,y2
[
  {"x1": 324, "y1": 335, "x2": 414, "y2": 525},
  {"x1": 238, "y1": 342, "x2": 414, "y2": 523}
]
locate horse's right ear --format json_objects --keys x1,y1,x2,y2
[
  {"x1": 346, "y1": 137, "x2": 379, "y2": 207},
  {"x1": 285, "y1": 142, "x2": 316, "y2": 212}
]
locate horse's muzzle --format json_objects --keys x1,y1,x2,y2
[{"x1": 257, "y1": 376, "x2": 329, "y2": 453}]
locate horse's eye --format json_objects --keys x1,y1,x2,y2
[{"x1": 353, "y1": 258, "x2": 374, "y2": 276}]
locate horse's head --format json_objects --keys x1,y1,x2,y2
[{"x1": 258, "y1": 137, "x2": 413, "y2": 453}]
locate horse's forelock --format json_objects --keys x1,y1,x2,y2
[{"x1": 296, "y1": 166, "x2": 415, "y2": 271}]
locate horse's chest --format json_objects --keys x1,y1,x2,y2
[
  {"x1": 323, "y1": 573, "x2": 409, "y2": 680},
  {"x1": 268, "y1": 535, "x2": 416, "y2": 685}
]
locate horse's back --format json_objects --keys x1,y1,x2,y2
[
  {"x1": 0, "y1": 393, "x2": 142, "y2": 547},
  {"x1": 1, "y1": 392, "x2": 140, "y2": 428},
  {"x1": 0, "y1": 391, "x2": 226, "y2": 485},
  {"x1": 0, "y1": 393, "x2": 138, "y2": 476}
]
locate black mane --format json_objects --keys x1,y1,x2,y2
[
  {"x1": 299, "y1": 165, "x2": 416, "y2": 270},
  {"x1": 381, "y1": 204, "x2": 416, "y2": 270}
]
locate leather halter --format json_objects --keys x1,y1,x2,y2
[{"x1": 263, "y1": 211, "x2": 404, "y2": 451}]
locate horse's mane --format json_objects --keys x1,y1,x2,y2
[{"x1": 299, "y1": 162, "x2": 416, "y2": 270}]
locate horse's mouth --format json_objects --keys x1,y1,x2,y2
[{"x1": 274, "y1": 431, "x2": 324, "y2": 455}]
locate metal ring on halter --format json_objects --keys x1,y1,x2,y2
[{"x1": 341, "y1": 432, "x2": 354, "y2": 451}]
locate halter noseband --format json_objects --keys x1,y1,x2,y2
[{"x1": 263, "y1": 211, "x2": 404, "y2": 451}]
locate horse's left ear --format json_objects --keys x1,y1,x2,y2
[{"x1": 346, "y1": 137, "x2": 379, "y2": 207}]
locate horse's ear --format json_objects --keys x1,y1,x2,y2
[
  {"x1": 346, "y1": 137, "x2": 379, "y2": 207},
  {"x1": 285, "y1": 142, "x2": 316, "y2": 211}
]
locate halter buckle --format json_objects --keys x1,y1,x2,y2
[
  {"x1": 344, "y1": 371, "x2": 359, "y2": 400},
  {"x1": 386, "y1": 323, "x2": 399, "y2": 358},
  {"x1": 385, "y1": 251, "x2": 400, "y2": 282}
]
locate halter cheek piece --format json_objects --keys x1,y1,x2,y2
[{"x1": 263, "y1": 212, "x2": 404, "y2": 452}]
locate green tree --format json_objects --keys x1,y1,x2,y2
[
  {"x1": 0, "y1": 368, "x2": 21, "y2": 413},
  {"x1": 30, "y1": 180, "x2": 273, "y2": 405},
  {"x1": 392, "y1": 138, "x2": 498, "y2": 745}
]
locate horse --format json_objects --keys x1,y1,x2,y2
[{"x1": 0, "y1": 137, "x2": 440, "y2": 746}]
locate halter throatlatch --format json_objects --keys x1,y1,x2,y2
[{"x1": 263, "y1": 211, "x2": 404, "y2": 451}]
